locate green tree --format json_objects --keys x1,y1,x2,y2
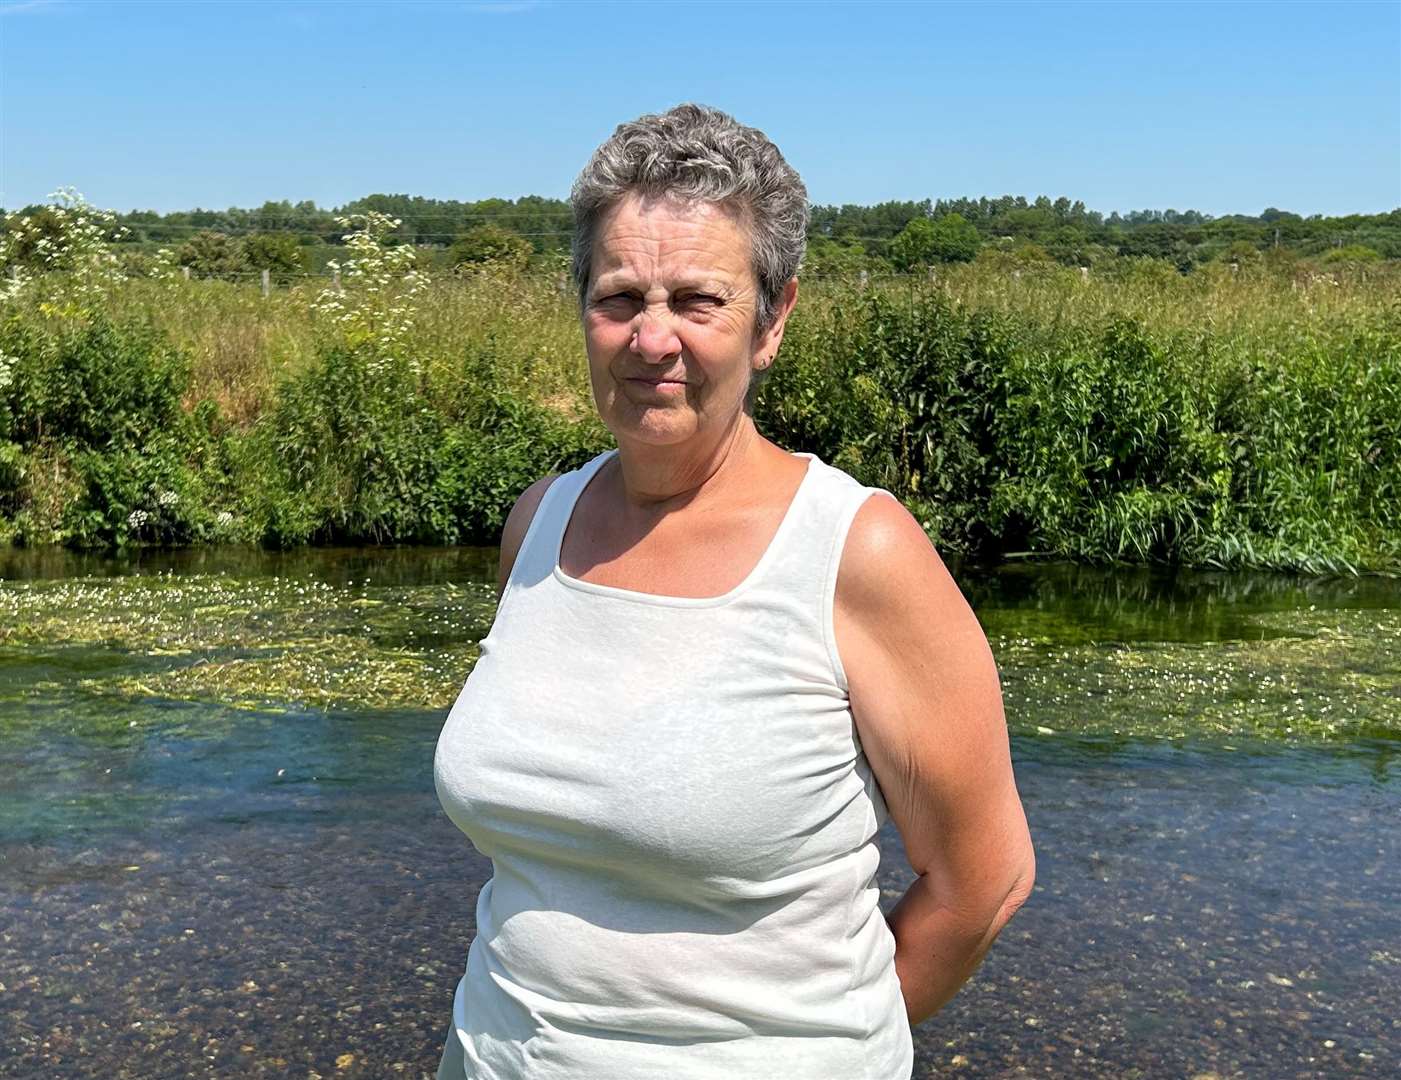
[
  {"x1": 243, "y1": 232, "x2": 306, "y2": 284},
  {"x1": 176, "y1": 230, "x2": 248, "y2": 280},
  {"x1": 448, "y1": 224, "x2": 532, "y2": 271},
  {"x1": 888, "y1": 213, "x2": 982, "y2": 270}
]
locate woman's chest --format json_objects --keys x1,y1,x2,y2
[
  {"x1": 558, "y1": 508, "x2": 779, "y2": 599},
  {"x1": 432, "y1": 598, "x2": 864, "y2": 883}
]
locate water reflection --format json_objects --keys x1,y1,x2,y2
[
  {"x1": 961, "y1": 558, "x2": 1401, "y2": 644},
  {"x1": 0, "y1": 542, "x2": 498, "y2": 589}
]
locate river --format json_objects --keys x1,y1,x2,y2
[{"x1": 1, "y1": 546, "x2": 1396, "y2": 1078}]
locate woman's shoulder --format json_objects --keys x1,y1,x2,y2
[
  {"x1": 496, "y1": 448, "x2": 617, "y2": 593},
  {"x1": 831, "y1": 487, "x2": 1005, "y2": 822},
  {"x1": 496, "y1": 472, "x2": 563, "y2": 597},
  {"x1": 833, "y1": 488, "x2": 979, "y2": 646}
]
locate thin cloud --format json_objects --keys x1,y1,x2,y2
[
  {"x1": 464, "y1": 0, "x2": 542, "y2": 14},
  {"x1": 0, "y1": 0, "x2": 64, "y2": 15}
]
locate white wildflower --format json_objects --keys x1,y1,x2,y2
[
  {"x1": 0, "y1": 186, "x2": 130, "y2": 304},
  {"x1": 309, "y1": 210, "x2": 429, "y2": 363}
]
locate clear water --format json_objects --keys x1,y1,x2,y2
[{"x1": 1, "y1": 547, "x2": 1397, "y2": 1078}]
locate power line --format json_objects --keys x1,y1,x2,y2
[
  {"x1": 24, "y1": 224, "x2": 910, "y2": 245},
  {"x1": 92, "y1": 221, "x2": 907, "y2": 243},
  {"x1": 102, "y1": 226, "x2": 580, "y2": 239},
  {"x1": 58, "y1": 266, "x2": 1085, "y2": 284},
  {"x1": 2, "y1": 206, "x2": 577, "y2": 225}
]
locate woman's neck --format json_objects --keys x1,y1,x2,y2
[{"x1": 609, "y1": 416, "x2": 771, "y2": 516}]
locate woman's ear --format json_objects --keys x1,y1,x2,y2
[{"x1": 755, "y1": 278, "x2": 800, "y2": 360}]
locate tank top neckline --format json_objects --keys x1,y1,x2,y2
[{"x1": 550, "y1": 448, "x2": 819, "y2": 609}]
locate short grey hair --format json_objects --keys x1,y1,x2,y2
[{"x1": 570, "y1": 103, "x2": 809, "y2": 344}]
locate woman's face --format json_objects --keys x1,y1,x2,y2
[{"x1": 581, "y1": 191, "x2": 794, "y2": 451}]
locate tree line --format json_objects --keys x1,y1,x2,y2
[{"x1": 2, "y1": 191, "x2": 1396, "y2": 281}]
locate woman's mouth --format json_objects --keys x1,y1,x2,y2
[{"x1": 628, "y1": 377, "x2": 687, "y2": 391}]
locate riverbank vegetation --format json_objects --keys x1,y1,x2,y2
[{"x1": 1, "y1": 191, "x2": 1397, "y2": 573}]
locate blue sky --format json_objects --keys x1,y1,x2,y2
[{"x1": 2, "y1": 0, "x2": 1398, "y2": 218}]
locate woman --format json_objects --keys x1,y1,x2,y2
[{"x1": 434, "y1": 104, "x2": 1034, "y2": 1079}]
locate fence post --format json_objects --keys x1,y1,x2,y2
[
  {"x1": 858, "y1": 269, "x2": 868, "y2": 290},
  {"x1": 927, "y1": 266, "x2": 936, "y2": 286},
  {"x1": 182, "y1": 266, "x2": 191, "y2": 280},
  {"x1": 333, "y1": 268, "x2": 343, "y2": 293},
  {"x1": 1079, "y1": 266, "x2": 1089, "y2": 283},
  {"x1": 261, "y1": 268, "x2": 270, "y2": 298}
]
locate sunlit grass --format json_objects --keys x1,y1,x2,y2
[{"x1": 86, "y1": 257, "x2": 1401, "y2": 434}]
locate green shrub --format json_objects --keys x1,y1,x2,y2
[
  {"x1": 250, "y1": 342, "x2": 443, "y2": 544},
  {"x1": 62, "y1": 432, "x2": 214, "y2": 548},
  {"x1": 1, "y1": 310, "x2": 190, "y2": 450},
  {"x1": 0, "y1": 440, "x2": 23, "y2": 513},
  {"x1": 432, "y1": 394, "x2": 608, "y2": 544},
  {"x1": 448, "y1": 225, "x2": 533, "y2": 273},
  {"x1": 247, "y1": 338, "x2": 610, "y2": 547},
  {"x1": 760, "y1": 282, "x2": 1399, "y2": 571}
]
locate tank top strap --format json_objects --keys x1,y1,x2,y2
[
  {"x1": 503, "y1": 448, "x2": 615, "y2": 599},
  {"x1": 503, "y1": 448, "x2": 898, "y2": 630},
  {"x1": 756, "y1": 455, "x2": 901, "y2": 688}
]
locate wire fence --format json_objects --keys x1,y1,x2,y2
[
  {"x1": 39, "y1": 264, "x2": 1380, "y2": 304},
  {"x1": 72, "y1": 263, "x2": 1082, "y2": 292},
  {"x1": 7, "y1": 252, "x2": 1388, "y2": 302},
  {"x1": 86, "y1": 226, "x2": 912, "y2": 247}
]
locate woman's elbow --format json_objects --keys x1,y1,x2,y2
[{"x1": 993, "y1": 842, "x2": 1036, "y2": 935}]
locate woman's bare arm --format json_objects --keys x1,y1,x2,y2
[{"x1": 833, "y1": 493, "x2": 1035, "y2": 1028}]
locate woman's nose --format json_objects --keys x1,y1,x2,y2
[{"x1": 631, "y1": 309, "x2": 681, "y2": 361}]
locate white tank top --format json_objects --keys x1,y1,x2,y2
[{"x1": 433, "y1": 447, "x2": 914, "y2": 1079}]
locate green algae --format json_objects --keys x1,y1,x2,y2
[
  {"x1": 0, "y1": 571, "x2": 497, "y2": 714},
  {"x1": 995, "y1": 607, "x2": 1401, "y2": 743},
  {"x1": 1, "y1": 563, "x2": 1397, "y2": 746}
]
